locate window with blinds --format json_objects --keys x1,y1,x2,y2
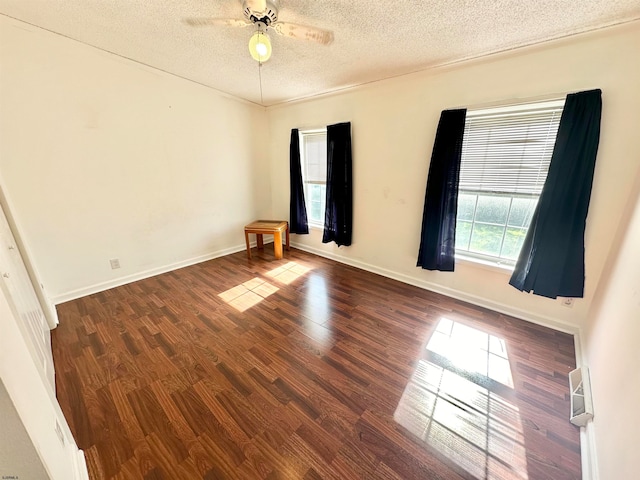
[
  {"x1": 299, "y1": 129, "x2": 327, "y2": 226},
  {"x1": 456, "y1": 99, "x2": 565, "y2": 265}
]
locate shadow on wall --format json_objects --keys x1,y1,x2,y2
[{"x1": 587, "y1": 166, "x2": 640, "y2": 327}]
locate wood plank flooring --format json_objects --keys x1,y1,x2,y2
[{"x1": 53, "y1": 247, "x2": 581, "y2": 480}]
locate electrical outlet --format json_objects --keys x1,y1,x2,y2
[
  {"x1": 561, "y1": 297, "x2": 574, "y2": 308},
  {"x1": 110, "y1": 258, "x2": 121, "y2": 269}
]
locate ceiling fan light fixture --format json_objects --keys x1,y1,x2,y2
[{"x1": 249, "y1": 30, "x2": 272, "y2": 62}]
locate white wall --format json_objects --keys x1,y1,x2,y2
[
  {"x1": 0, "y1": 282, "x2": 87, "y2": 480},
  {"x1": 267, "y1": 21, "x2": 640, "y2": 331},
  {"x1": 584, "y1": 175, "x2": 640, "y2": 479},
  {"x1": 0, "y1": 16, "x2": 271, "y2": 302}
]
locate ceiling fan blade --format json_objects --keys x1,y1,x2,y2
[
  {"x1": 245, "y1": 0, "x2": 267, "y2": 13},
  {"x1": 183, "y1": 17, "x2": 252, "y2": 28},
  {"x1": 271, "y1": 22, "x2": 334, "y2": 45}
]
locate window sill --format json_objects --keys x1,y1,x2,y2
[{"x1": 455, "y1": 254, "x2": 515, "y2": 275}]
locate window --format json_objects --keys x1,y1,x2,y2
[
  {"x1": 299, "y1": 129, "x2": 327, "y2": 227},
  {"x1": 455, "y1": 100, "x2": 565, "y2": 266}
]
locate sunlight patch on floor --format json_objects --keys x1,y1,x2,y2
[
  {"x1": 427, "y1": 318, "x2": 514, "y2": 388},
  {"x1": 265, "y1": 261, "x2": 312, "y2": 285},
  {"x1": 218, "y1": 277, "x2": 279, "y2": 312},
  {"x1": 394, "y1": 319, "x2": 527, "y2": 479}
]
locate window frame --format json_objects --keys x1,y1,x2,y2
[
  {"x1": 455, "y1": 99, "x2": 565, "y2": 269},
  {"x1": 299, "y1": 128, "x2": 328, "y2": 229}
]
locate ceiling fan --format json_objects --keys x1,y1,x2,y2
[{"x1": 184, "y1": 0, "x2": 334, "y2": 62}]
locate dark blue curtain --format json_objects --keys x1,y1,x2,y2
[
  {"x1": 322, "y1": 122, "x2": 352, "y2": 246},
  {"x1": 510, "y1": 89, "x2": 602, "y2": 298},
  {"x1": 289, "y1": 128, "x2": 309, "y2": 234},
  {"x1": 417, "y1": 109, "x2": 467, "y2": 271}
]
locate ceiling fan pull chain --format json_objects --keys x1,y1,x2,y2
[{"x1": 259, "y1": 62, "x2": 264, "y2": 105}]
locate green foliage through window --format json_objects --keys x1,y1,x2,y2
[{"x1": 455, "y1": 192, "x2": 537, "y2": 264}]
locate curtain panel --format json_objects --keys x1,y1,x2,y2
[
  {"x1": 510, "y1": 89, "x2": 602, "y2": 298},
  {"x1": 289, "y1": 128, "x2": 309, "y2": 234},
  {"x1": 322, "y1": 122, "x2": 353, "y2": 246},
  {"x1": 417, "y1": 109, "x2": 467, "y2": 271}
]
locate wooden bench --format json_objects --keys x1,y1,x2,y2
[{"x1": 244, "y1": 220, "x2": 290, "y2": 260}]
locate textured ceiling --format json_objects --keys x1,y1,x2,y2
[{"x1": 1, "y1": 1, "x2": 639, "y2": 106}]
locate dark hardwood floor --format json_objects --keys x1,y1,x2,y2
[{"x1": 53, "y1": 246, "x2": 581, "y2": 480}]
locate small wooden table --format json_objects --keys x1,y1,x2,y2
[{"x1": 244, "y1": 220, "x2": 290, "y2": 260}]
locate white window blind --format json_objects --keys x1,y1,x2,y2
[
  {"x1": 300, "y1": 129, "x2": 328, "y2": 226},
  {"x1": 303, "y1": 133, "x2": 327, "y2": 183},
  {"x1": 460, "y1": 100, "x2": 565, "y2": 196}
]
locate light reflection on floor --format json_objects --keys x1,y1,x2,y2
[
  {"x1": 394, "y1": 319, "x2": 527, "y2": 479},
  {"x1": 302, "y1": 273, "x2": 332, "y2": 345}
]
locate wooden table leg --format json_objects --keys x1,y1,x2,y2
[
  {"x1": 257, "y1": 234, "x2": 264, "y2": 250},
  {"x1": 244, "y1": 231, "x2": 251, "y2": 259},
  {"x1": 285, "y1": 226, "x2": 290, "y2": 251},
  {"x1": 273, "y1": 231, "x2": 283, "y2": 259}
]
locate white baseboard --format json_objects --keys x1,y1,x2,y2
[
  {"x1": 574, "y1": 329, "x2": 599, "y2": 480},
  {"x1": 291, "y1": 242, "x2": 579, "y2": 335},
  {"x1": 573, "y1": 330, "x2": 598, "y2": 480},
  {"x1": 51, "y1": 243, "x2": 253, "y2": 305},
  {"x1": 580, "y1": 423, "x2": 599, "y2": 480},
  {"x1": 74, "y1": 448, "x2": 89, "y2": 480}
]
